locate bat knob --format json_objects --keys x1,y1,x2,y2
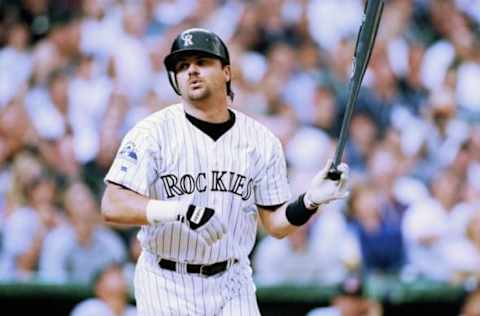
[{"x1": 326, "y1": 167, "x2": 342, "y2": 181}]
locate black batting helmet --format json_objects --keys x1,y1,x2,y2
[{"x1": 164, "y1": 28, "x2": 234, "y2": 100}]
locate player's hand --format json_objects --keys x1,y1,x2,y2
[
  {"x1": 179, "y1": 205, "x2": 227, "y2": 246},
  {"x1": 304, "y1": 159, "x2": 350, "y2": 210}
]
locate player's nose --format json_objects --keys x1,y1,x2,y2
[{"x1": 187, "y1": 63, "x2": 200, "y2": 75}]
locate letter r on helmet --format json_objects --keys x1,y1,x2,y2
[{"x1": 182, "y1": 33, "x2": 193, "y2": 46}]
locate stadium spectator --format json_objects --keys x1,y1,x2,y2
[
  {"x1": 306, "y1": 275, "x2": 383, "y2": 316},
  {"x1": 445, "y1": 209, "x2": 480, "y2": 285},
  {"x1": 402, "y1": 169, "x2": 462, "y2": 281},
  {"x1": 0, "y1": 153, "x2": 62, "y2": 280},
  {"x1": 0, "y1": 22, "x2": 32, "y2": 109},
  {"x1": 39, "y1": 181, "x2": 126, "y2": 284},
  {"x1": 366, "y1": 145, "x2": 408, "y2": 225},
  {"x1": 70, "y1": 263, "x2": 136, "y2": 316},
  {"x1": 348, "y1": 183, "x2": 405, "y2": 273},
  {"x1": 254, "y1": 207, "x2": 360, "y2": 286}
]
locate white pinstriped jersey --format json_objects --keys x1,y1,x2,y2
[{"x1": 105, "y1": 103, "x2": 291, "y2": 265}]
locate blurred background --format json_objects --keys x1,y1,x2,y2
[{"x1": 0, "y1": 0, "x2": 479, "y2": 315}]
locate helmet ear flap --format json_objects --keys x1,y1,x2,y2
[{"x1": 167, "y1": 71, "x2": 181, "y2": 96}]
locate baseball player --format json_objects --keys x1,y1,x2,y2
[{"x1": 101, "y1": 28, "x2": 349, "y2": 316}]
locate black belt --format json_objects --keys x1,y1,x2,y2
[{"x1": 158, "y1": 258, "x2": 238, "y2": 277}]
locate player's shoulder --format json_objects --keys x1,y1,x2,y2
[
  {"x1": 126, "y1": 103, "x2": 182, "y2": 136},
  {"x1": 231, "y1": 109, "x2": 281, "y2": 144},
  {"x1": 135, "y1": 103, "x2": 182, "y2": 128}
]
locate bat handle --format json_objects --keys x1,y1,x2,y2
[{"x1": 326, "y1": 166, "x2": 342, "y2": 181}]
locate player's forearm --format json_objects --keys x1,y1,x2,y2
[
  {"x1": 101, "y1": 183, "x2": 150, "y2": 225},
  {"x1": 273, "y1": 209, "x2": 299, "y2": 238},
  {"x1": 258, "y1": 201, "x2": 316, "y2": 239}
]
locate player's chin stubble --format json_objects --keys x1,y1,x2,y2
[{"x1": 187, "y1": 86, "x2": 210, "y2": 101}]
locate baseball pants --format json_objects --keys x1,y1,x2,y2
[{"x1": 134, "y1": 251, "x2": 261, "y2": 316}]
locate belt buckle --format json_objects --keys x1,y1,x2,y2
[{"x1": 199, "y1": 264, "x2": 207, "y2": 277}]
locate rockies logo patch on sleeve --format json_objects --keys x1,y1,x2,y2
[{"x1": 119, "y1": 141, "x2": 138, "y2": 164}]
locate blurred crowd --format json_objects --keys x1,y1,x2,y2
[{"x1": 0, "y1": 0, "x2": 480, "y2": 310}]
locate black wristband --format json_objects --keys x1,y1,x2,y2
[{"x1": 285, "y1": 193, "x2": 315, "y2": 226}]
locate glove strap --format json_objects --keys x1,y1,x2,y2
[{"x1": 185, "y1": 205, "x2": 214, "y2": 230}]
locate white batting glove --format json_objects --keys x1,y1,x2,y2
[
  {"x1": 304, "y1": 159, "x2": 350, "y2": 210},
  {"x1": 179, "y1": 205, "x2": 227, "y2": 246}
]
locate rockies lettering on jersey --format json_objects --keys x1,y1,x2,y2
[{"x1": 160, "y1": 171, "x2": 254, "y2": 200}]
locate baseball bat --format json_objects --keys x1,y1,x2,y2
[{"x1": 327, "y1": 0, "x2": 385, "y2": 181}]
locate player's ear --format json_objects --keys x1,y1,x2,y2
[{"x1": 223, "y1": 65, "x2": 231, "y2": 83}]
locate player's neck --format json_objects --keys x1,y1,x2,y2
[{"x1": 182, "y1": 98, "x2": 230, "y2": 123}]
